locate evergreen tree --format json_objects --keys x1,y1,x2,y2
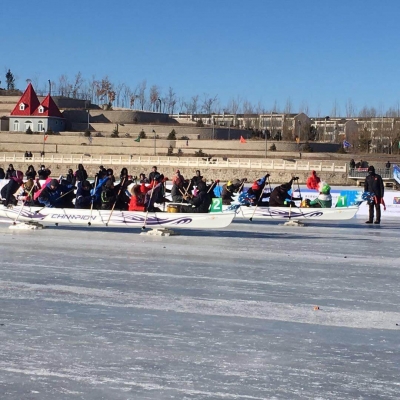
[{"x1": 6, "y1": 69, "x2": 15, "y2": 90}]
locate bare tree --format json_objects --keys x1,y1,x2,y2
[
  {"x1": 284, "y1": 97, "x2": 292, "y2": 114},
  {"x1": 149, "y1": 84, "x2": 160, "y2": 111},
  {"x1": 58, "y1": 74, "x2": 72, "y2": 96},
  {"x1": 299, "y1": 100, "x2": 309, "y2": 115},
  {"x1": 201, "y1": 94, "x2": 218, "y2": 114},
  {"x1": 345, "y1": 98, "x2": 356, "y2": 117},
  {"x1": 165, "y1": 87, "x2": 177, "y2": 114},
  {"x1": 359, "y1": 106, "x2": 377, "y2": 118},
  {"x1": 330, "y1": 100, "x2": 340, "y2": 118},
  {"x1": 137, "y1": 80, "x2": 147, "y2": 110},
  {"x1": 226, "y1": 96, "x2": 241, "y2": 115},
  {"x1": 72, "y1": 72, "x2": 84, "y2": 98},
  {"x1": 114, "y1": 83, "x2": 124, "y2": 107}
]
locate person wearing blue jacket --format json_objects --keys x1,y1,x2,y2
[{"x1": 38, "y1": 179, "x2": 75, "y2": 208}]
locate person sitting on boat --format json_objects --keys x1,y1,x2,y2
[
  {"x1": 0, "y1": 166, "x2": 5, "y2": 180},
  {"x1": 128, "y1": 184, "x2": 147, "y2": 212},
  {"x1": 180, "y1": 181, "x2": 212, "y2": 213},
  {"x1": 145, "y1": 174, "x2": 169, "y2": 211},
  {"x1": 246, "y1": 175, "x2": 271, "y2": 206},
  {"x1": 1, "y1": 170, "x2": 24, "y2": 207},
  {"x1": 148, "y1": 166, "x2": 159, "y2": 183},
  {"x1": 139, "y1": 173, "x2": 149, "y2": 184},
  {"x1": 37, "y1": 179, "x2": 75, "y2": 208},
  {"x1": 306, "y1": 182, "x2": 332, "y2": 208},
  {"x1": 306, "y1": 170, "x2": 321, "y2": 190},
  {"x1": 106, "y1": 168, "x2": 116, "y2": 183},
  {"x1": 172, "y1": 170, "x2": 185, "y2": 186},
  {"x1": 269, "y1": 177, "x2": 302, "y2": 207},
  {"x1": 16, "y1": 178, "x2": 41, "y2": 206},
  {"x1": 75, "y1": 180, "x2": 93, "y2": 209},
  {"x1": 100, "y1": 180, "x2": 116, "y2": 210},
  {"x1": 191, "y1": 170, "x2": 203, "y2": 186},
  {"x1": 171, "y1": 178, "x2": 188, "y2": 203},
  {"x1": 221, "y1": 178, "x2": 246, "y2": 205}
]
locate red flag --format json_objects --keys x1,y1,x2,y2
[
  {"x1": 240, "y1": 136, "x2": 246, "y2": 143},
  {"x1": 44, "y1": 135, "x2": 48, "y2": 141}
]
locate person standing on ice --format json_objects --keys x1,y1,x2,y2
[
  {"x1": 306, "y1": 170, "x2": 321, "y2": 190},
  {"x1": 364, "y1": 165, "x2": 384, "y2": 224}
]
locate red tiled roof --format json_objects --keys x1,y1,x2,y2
[
  {"x1": 32, "y1": 94, "x2": 63, "y2": 118},
  {"x1": 10, "y1": 83, "x2": 40, "y2": 116}
]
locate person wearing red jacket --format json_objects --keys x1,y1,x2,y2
[
  {"x1": 306, "y1": 170, "x2": 321, "y2": 190},
  {"x1": 128, "y1": 184, "x2": 151, "y2": 211}
]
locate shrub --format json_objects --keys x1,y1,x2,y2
[
  {"x1": 194, "y1": 149, "x2": 208, "y2": 157},
  {"x1": 167, "y1": 129, "x2": 177, "y2": 140},
  {"x1": 26, "y1": 126, "x2": 33, "y2": 134},
  {"x1": 95, "y1": 132, "x2": 103, "y2": 137},
  {"x1": 180, "y1": 135, "x2": 189, "y2": 140},
  {"x1": 46, "y1": 128, "x2": 54, "y2": 135},
  {"x1": 196, "y1": 119, "x2": 204, "y2": 127},
  {"x1": 84, "y1": 129, "x2": 91, "y2": 137},
  {"x1": 110, "y1": 130, "x2": 119, "y2": 138},
  {"x1": 269, "y1": 143, "x2": 277, "y2": 151},
  {"x1": 337, "y1": 146, "x2": 347, "y2": 154},
  {"x1": 139, "y1": 130, "x2": 146, "y2": 139},
  {"x1": 177, "y1": 148, "x2": 183, "y2": 156},
  {"x1": 167, "y1": 145, "x2": 174, "y2": 156}
]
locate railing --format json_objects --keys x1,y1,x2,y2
[
  {"x1": 0, "y1": 153, "x2": 347, "y2": 172},
  {"x1": 348, "y1": 168, "x2": 393, "y2": 179}
]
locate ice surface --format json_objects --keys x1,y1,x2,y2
[{"x1": 0, "y1": 217, "x2": 400, "y2": 399}]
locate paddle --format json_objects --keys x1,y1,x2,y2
[
  {"x1": 12, "y1": 183, "x2": 36, "y2": 225},
  {"x1": 106, "y1": 177, "x2": 126, "y2": 227},
  {"x1": 34, "y1": 188, "x2": 76, "y2": 214},
  {"x1": 88, "y1": 175, "x2": 98, "y2": 226},
  {"x1": 249, "y1": 174, "x2": 270, "y2": 222},
  {"x1": 142, "y1": 181, "x2": 157, "y2": 230}
]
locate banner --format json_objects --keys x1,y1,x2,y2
[{"x1": 393, "y1": 164, "x2": 400, "y2": 185}]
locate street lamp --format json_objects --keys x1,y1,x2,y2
[
  {"x1": 152, "y1": 129, "x2": 156, "y2": 155},
  {"x1": 324, "y1": 116, "x2": 330, "y2": 142},
  {"x1": 157, "y1": 98, "x2": 161, "y2": 112}
]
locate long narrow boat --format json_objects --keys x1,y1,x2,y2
[
  {"x1": 225, "y1": 205, "x2": 359, "y2": 221},
  {"x1": 0, "y1": 205, "x2": 236, "y2": 229}
]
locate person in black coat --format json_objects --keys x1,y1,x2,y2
[
  {"x1": 191, "y1": 170, "x2": 203, "y2": 186},
  {"x1": 75, "y1": 164, "x2": 88, "y2": 183},
  {"x1": 25, "y1": 165, "x2": 37, "y2": 180},
  {"x1": 269, "y1": 178, "x2": 302, "y2": 207},
  {"x1": 75, "y1": 180, "x2": 93, "y2": 209},
  {"x1": 181, "y1": 181, "x2": 211, "y2": 213},
  {"x1": 38, "y1": 165, "x2": 51, "y2": 180},
  {"x1": 364, "y1": 165, "x2": 384, "y2": 224},
  {"x1": 5, "y1": 164, "x2": 16, "y2": 179},
  {"x1": 1, "y1": 171, "x2": 24, "y2": 206},
  {"x1": 0, "y1": 167, "x2": 5, "y2": 179}
]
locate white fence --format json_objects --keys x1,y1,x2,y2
[{"x1": 0, "y1": 153, "x2": 347, "y2": 172}]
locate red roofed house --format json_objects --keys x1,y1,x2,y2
[{"x1": 9, "y1": 83, "x2": 65, "y2": 133}]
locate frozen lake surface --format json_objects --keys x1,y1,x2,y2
[{"x1": 0, "y1": 217, "x2": 400, "y2": 399}]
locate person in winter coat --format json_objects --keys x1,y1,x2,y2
[
  {"x1": 25, "y1": 165, "x2": 37, "y2": 180},
  {"x1": 306, "y1": 170, "x2": 321, "y2": 190},
  {"x1": 16, "y1": 178, "x2": 41, "y2": 206},
  {"x1": 65, "y1": 169, "x2": 76, "y2": 186},
  {"x1": 5, "y1": 164, "x2": 16, "y2": 179},
  {"x1": 100, "y1": 180, "x2": 116, "y2": 210},
  {"x1": 245, "y1": 175, "x2": 270, "y2": 206},
  {"x1": 308, "y1": 182, "x2": 332, "y2": 208},
  {"x1": 139, "y1": 173, "x2": 149, "y2": 184},
  {"x1": 38, "y1": 165, "x2": 51, "y2": 180},
  {"x1": 75, "y1": 164, "x2": 88, "y2": 183},
  {"x1": 120, "y1": 167, "x2": 129, "y2": 182},
  {"x1": 191, "y1": 170, "x2": 203, "y2": 186},
  {"x1": 1, "y1": 170, "x2": 24, "y2": 206},
  {"x1": 75, "y1": 180, "x2": 93, "y2": 209},
  {"x1": 37, "y1": 179, "x2": 75, "y2": 208},
  {"x1": 148, "y1": 166, "x2": 159, "y2": 183},
  {"x1": 269, "y1": 178, "x2": 302, "y2": 207},
  {"x1": 128, "y1": 184, "x2": 148, "y2": 211},
  {"x1": 221, "y1": 179, "x2": 245, "y2": 205},
  {"x1": 364, "y1": 165, "x2": 384, "y2": 224},
  {"x1": 181, "y1": 181, "x2": 212, "y2": 213},
  {"x1": 0, "y1": 167, "x2": 5, "y2": 179}
]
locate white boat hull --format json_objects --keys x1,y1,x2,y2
[
  {"x1": 228, "y1": 206, "x2": 359, "y2": 221},
  {"x1": 0, "y1": 206, "x2": 235, "y2": 229}
]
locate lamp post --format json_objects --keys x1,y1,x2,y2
[
  {"x1": 42, "y1": 128, "x2": 46, "y2": 156},
  {"x1": 157, "y1": 98, "x2": 161, "y2": 113},
  {"x1": 152, "y1": 129, "x2": 156, "y2": 155},
  {"x1": 324, "y1": 116, "x2": 330, "y2": 142},
  {"x1": 298, "y1": 120, "x2": 301, "y2": 142},
  {"x1": 87, "y1": 109, "x2": 90, "y2": 130}
]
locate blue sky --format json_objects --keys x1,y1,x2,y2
[{"x1": 2, "y1": 0, "x2": 400, "y2": 116}]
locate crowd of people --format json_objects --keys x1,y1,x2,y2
[{"x1": 0, "y1": 163, "x2": 386, "y2": 222}]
